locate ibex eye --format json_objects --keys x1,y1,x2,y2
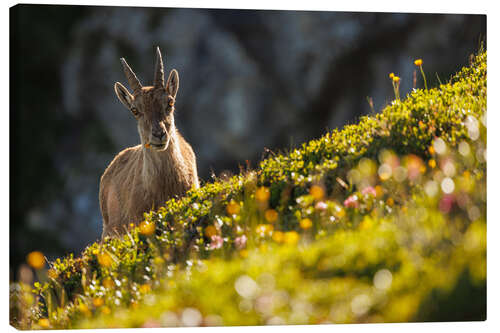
[{"x1": 131, "y1": 107, "x2": 141, "y2": 117}]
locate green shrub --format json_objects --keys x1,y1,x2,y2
[{"x1": 10, "y1": 51, "x2": 486, "y2": 329}]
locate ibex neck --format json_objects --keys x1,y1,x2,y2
[{"x1": 141, "y1": 131, "x2": 184, "y2": 184}]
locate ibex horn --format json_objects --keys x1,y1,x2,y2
[
  {"x1": 120, "y1": 57, "x2": 142, "y2": 94},
  {"x1": 153, "y1": 46, "x2": 165, "y2": 88}
]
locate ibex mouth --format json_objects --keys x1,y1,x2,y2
[{"x1": 146, "y1": 142, "x2": 167, "y2": 151}]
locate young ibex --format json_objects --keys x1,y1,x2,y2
[{"x1": 99, "y1": 47, "x2": 199, "y2": 239}]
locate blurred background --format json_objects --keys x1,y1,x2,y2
[{"x1": 10, "y1": 4, "x2": 485, "y2": 279}]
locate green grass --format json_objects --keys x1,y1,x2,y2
[{"x1": 10, "y1": 51, "x2": 486, "y2": 329}]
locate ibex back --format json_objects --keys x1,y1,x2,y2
[{"x1": 99, "y1": 47, "x2": 199, "y2": 239}]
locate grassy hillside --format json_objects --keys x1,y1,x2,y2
[{"x1": 10, "y1": 51, "x2": 486, "y2": 329}]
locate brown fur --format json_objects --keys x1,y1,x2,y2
[{"x1": 99, "y1": 48, "x2": 199, "y2": 239}]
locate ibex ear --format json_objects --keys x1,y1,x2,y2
[
  {"x1": 166, "y1": 69, "x2": 179, "y2": 98},
  {"x1": 114, "y1": 82, "x2": 134, "y2": 110}
]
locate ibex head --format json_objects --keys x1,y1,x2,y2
[{"x1": 114, "y1": 47, "x2": 179, "y2": 151}]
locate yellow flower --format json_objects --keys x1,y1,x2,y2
[
  {"x1": 47, "y1": 268, "x2": 58, "y2": 280},
  {"x1": 38, "y1": 318, "x2": 50, "y2": 328},
  {"x1": 97, "y1": 253, "x2": 113, "y2": 267},
  {"x1": 334, "y1": 205, "x2": 346, "y2": 218},
  {"x1": 284, "y1": 231, "x2": 299, "y2": 245},
  {"x1": 256, "y1": 224, "x2": 273, "y2": 236},
  {"x1": 226, "y1": 200, "x2": 241, "y2": 215},
  {"x1": 204, "y1": 225, "x2": 217, "y2": 237},
  {"x1": 392, "y1": 76, "x2": 400, "y2": 83},
  {"x1": 101, "y1": 306, "x2": 111, "y2": 315},
  {"x1": 102, "y1": 277, "x2": 115, "y2": 289},
  {"x1": 93, "y1": 297, "x2": 104, "y2": 308},
  {"x1": 239, "y1": 249, "x2": 249, "y2": 258},
  {"x1": 79, "y1": 303, "x2": 91, "y2": 316},
  {"x1": 299, "y1": 218, "x2": 313, "y2": 230},
  {"x1": 264, "y1": 209, "x2": 278, "y2": 223},
  {"x1": 255, "y1": 186, "x2": 271, "y2": 203},
  {"x1": 140, "y1": 284, "x2": 151, "y2": 293},
  {"x1": 139, "y1": 221, "x2": 155, "y2": 236},
  {"x1": 386, "y1": 198, "x2": 395, "y2": 207},
  {"x1": 309, "y1": 185, "x2": 325, "y2": 201},
  {"x1": 428, "y1": 159, "x2": 436, "y2": 169},
  {"x1": 389, "y1": 73, "x2": 395, "y2": 79},
  {"x1": 414, "y1": 59, "x2": 423, "y2": 66},
  {"x1": 272, "y1": 231, "x2": 284, "y2": 243},
  {"x1": 428, "y1": 146, "x2": 435, "y2": 155},
  {"x1": 27, "y1": 251, "x2": 45, "y2": 270}
]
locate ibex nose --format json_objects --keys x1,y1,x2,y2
[{"x1": 152, "y1": 130, "x2": 166, "y2": 141}]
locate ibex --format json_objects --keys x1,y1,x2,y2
[{"x1": 99, "y1": 47, "x2": 199, "y2": 239}]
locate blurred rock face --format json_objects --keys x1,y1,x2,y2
[{"x1": 13, "y1": 6, "x2": 485, "y2": 266}]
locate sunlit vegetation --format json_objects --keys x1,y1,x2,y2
[{"x1": 10, "y1": 51, "x2": 486, "y2": 329}]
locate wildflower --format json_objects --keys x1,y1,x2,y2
[
  {"x1": 300, "y1": 218, "x2": 313, "y2": 229},
  {"x1": 140, "y1": 284, "x2": 152, "y2": 293},
  {"x1": 264, "y1": 209, "x2": 278, "y2": 223},
  {"x1": 209, "y1": 235, "x2": 224, "y2": 250},
  {"x1": 428, "y1": 159, "x2": 436, "y2": 169},
  {"x1": 26, "y1": 251, "x2": 45, "y2": 270},
  {"x1": 334, "y1": 205, "x2": 346, "y2": 218},
  {"x1": 47, "y1": 268, "x2": 58, "y2": 280},
  {"x1": 284, "y1": 231, "x2": 299, "y2": 245},
  {"x1": 79, "y1": 303, "x2": 91, "y2": 316},
  {"x1": 226, "y1": 200, "x2": 241, "y2": 215},
  {"x1": 204, "y1": 225, "x2": 217, "y2": 238},
  {"x1": 38, "y1": 318, "x2": 50, "y2": 328},
  {"x1": 361, "y1": 186, "x2": 377, "y2": 197},
  {"x1": 343, "y1": 195, "x2": 359, "y2": 209},
  {"x1": 414, "y1": 58, "x2": 427, "y2": 90},
  {"x1": 102, "y1": 277, "x2": 115, "y2": 289},
  {"x1": 272, "y1": 231, "x2": 284, "y2": 243},
  {"x1": 255, "y1": 186, "x2": 271, "y2": 202},
  {"x1": 256, "y1": 224, "x2": 273, "y2": 236},
  {"x1": 439, "y1": 194, "x2": 455, "y2": 213},
  {"x1": 389, "y1": 74, "x2": 401, "y2": 101},
  {"x1": 234, "y1": 235, "x2": 247, "y2": 250},
  {"x1": 93, "y1": 297, "x2": 104, "y2": 307},
  {"x1": 101, "y1": 306, "x2": 111, "y2": 315},
  {"x1": 386, "y1": 198, "x2": 394, "y2": 206},
  {"x1": 139, "y1": 221, "x2": 155, "y2": 236},
  {"x1": 97, "y1": 253, "x2": 113, "y2": 267},
  {"x1": 309, "y1": 185, "x2": 325, "y2": 200},
  {"x1": 315, "y1": 201, "x2": 328, "y2": 211}
]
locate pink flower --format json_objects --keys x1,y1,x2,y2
[
  {"x1": 234, "y1": 235, "x2": 247, "y2": 250},
  {"x1": 209, "y1": 235, "x2": 224, "y2": 250},
  {"x1": 315, "y1": 201, "x2": 328, "y2": 211},
  {"x1": 361, "y1": 186, "x2": 377, "y2": 197},
  {"x1": 439, "y1": 194, "x2": 455, "y2": 213},
  {"x1": 343, "y1": 195, "x2": 359, "y2": 209}
]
